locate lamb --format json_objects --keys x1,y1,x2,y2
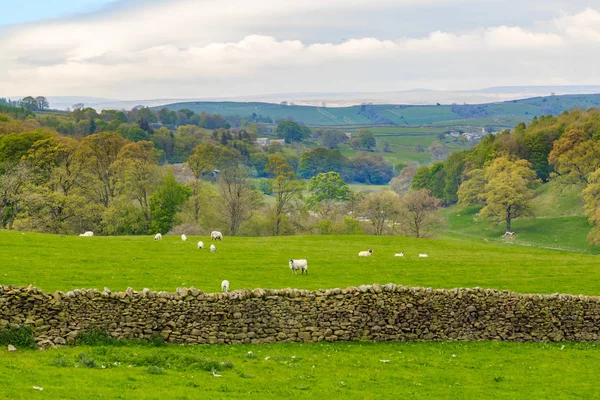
[
  {"x1": 394, "y1": 252, "x2": 404, "y2": 257},
  {"x1": 197, "y1": 241, "x2": 204, "y2": 249},
  {"x1": 79, "y1": 231, "x2": 94, "y2": 237},
  {"x1": 154, "y1": 233, "x2": 162, "y2": 240},
  {"x1": 181, "y1": 234, "x2": 187, "y2": 241},
  {"x1": 210, "y1": 244, "x2": 216, "y2": 253},
  {"x1": 503, "y1": 231, "x2": 515, "y2": 238},
  {"x1": 419, "y1": 254, "x2": 428, "y2": 258},
  {"x1": 211, "y1": 231, "x2": 223, "y2": 241},
  {"x1": 358, "y1": 249, "x2": 373, "y2": 257},
  {"x1": 289, "y1": 259, "x2": 308, "y2": 275},
  {"x1": 221, "y1": 280, "x2": 229, "y2": 293}
]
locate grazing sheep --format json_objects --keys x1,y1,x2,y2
[
  {"x1": 394, "y1": 252, "x2": 404, "y2": 257},
  {"x1": 211, "y1": 231, "x2": 223, "y2": 241},
  {"x1": 181, "y1": 234, "x2": 187, "y2": 241},
  {"x1": 221, "y1": 280, "x2": 229, "y2": 293},
  {"x1": 197, "y1": 241, "x2": 204, "y2": 249},
  {"x1": 210, "y1": 244, "x2": 216, "y2": 253},
  {"x1": 358, "y1": 249, "x2": 373, "y2": 257},
  {"x1": 154, "y1": 233, "x2": 162, "y2": 240},
  {"x1": 503, "y1": 231, "x2": 515, "y2": 238},
  {"x1": 418, "y1": 254, "x2": 428, "y2": 258},
  {"x1": 79, "y1": 231, "x2": 94, "y2": 237},
  {"x1": 289, "y1": 259, "x2": 308, "y2": 275}
]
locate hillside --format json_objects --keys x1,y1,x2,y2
[
  {"x1": 157, "y1": 93, "x2": 600, "y2": 127},
  {"x1": 441, "y1": 182, "x2": 598, "y2": 254}
]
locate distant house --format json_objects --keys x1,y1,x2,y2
[
  {"x1": 256, "y1": 138, "x2": 269, "y2": 147},
  {"x1": 345, "y1": 132, "x2": 353, "y2": 138}
]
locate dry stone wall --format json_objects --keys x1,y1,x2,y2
[{"x1": 1, "y1": 283, "x2": 600, "y2": 347}]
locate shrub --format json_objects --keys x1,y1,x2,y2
[{"x1": 0, "y1": 325, "x2": 35, "y2": 349}]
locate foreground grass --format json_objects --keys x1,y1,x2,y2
[
  {"x1": 1, "y1": 230, "x2": 600, "y2": 295},
  {"x1": 1, "y1": 342, "x2": 599, "y2": 399}
]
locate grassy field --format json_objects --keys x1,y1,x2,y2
[
  {"x1": 439, "y1": 181, "x2": 598, "y2": 254},
  {"x1": 2, "y1": 219, "x2": 600, "y2": 398},
  {"x1": 1, "y1": 230, "x2": 600, "y2": 296},
  {"x1": 2, "y1": 341, "x2": 600, "y2": 399}
]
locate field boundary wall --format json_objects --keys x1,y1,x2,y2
[{"x1": 1, "y1": 284, "x2": 598, "y2": 346}]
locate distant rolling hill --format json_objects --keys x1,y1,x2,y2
[{"x1": 157, "y1": 93, "x2": 600, "y2": 127}]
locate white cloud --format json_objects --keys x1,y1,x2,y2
[{"x1": 0, "y1": 1, "x2": 599, "y2": 99}]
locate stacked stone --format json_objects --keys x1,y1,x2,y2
[{"x1": 1, "y1": 284, "x2": 600, "y2": 347}]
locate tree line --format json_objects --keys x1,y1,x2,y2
[{"x1": 0, "y1": 112, "x2": 439, "y2": 237}]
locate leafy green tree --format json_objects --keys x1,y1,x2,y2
[
  {"x1": 187, "y1": 144, "x2": 217, "y2": 179},
  {"x1": 114, "y1": 141, "x2": 160, "y2": 228},
  {"x1": 458, "y1": 156, "x2": 540, "y2": 232},
  {"x1": 20, "y1": 96, "x2": 38, "y2": 111},
  {"x1": 298, "y1": 148, "x2": 349, "y2": 179},
  {"x1": 150, "y1": 170, "x2": 191, "y2": 234},
  {"x1": 427, "y1": 162, "x2": 446, "y2": 201},
  {"x1": 319, "y1": 129, "x2": 348, "y2": 149},
  {"x1": 548, "y1": 129, "x2": 600, "y2": 184},
  {"x1": 307, "y1": 172, "x2": 350, "y2": 208},
  {"x1": 0, "y1": 130, "x2": 50, "y2": 172},
  {"x1": 275, "y1": 120, "x2": 310, "y2": 144},
  {"x1": 0, "y1": 162, "x2": 30, "y2": 229},
  {"x1": 582, "y1": 168, "x2": 600, "y2": 244},
  {"x1": 350, "y1": 129, "x2": 376, "y2": 151},
  {"x1": 349, "y1": 153, "x2": 393, "y2": 184},
  {"x1": 411, "y1": 166, "x2": 430, "y2": 190},
  {"x1": 443, "y1": 152, "x2": 467, "y2": 203},
  {"x1": 82, "y1": 132, "x2": 127, "y2": 207}
]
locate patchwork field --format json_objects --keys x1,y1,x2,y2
[{"x1": 160, "y1": 93, "x2": 600, "y2": 127}]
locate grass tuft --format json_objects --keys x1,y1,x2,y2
[
  {"x1": 77, "y1": 352, "x2": 98, "y2": 368},
  {"x1": 146, "y1": 365, "x2": 165, "y2": 375}
]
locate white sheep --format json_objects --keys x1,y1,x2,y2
[
  {"x1": 358, "y1": 249, "x2": 373, "y2": 257},
  {"x1": 211, "y1": 231, "x2": 223, "y2": 241},
  {"x1": 79, "y1": 231, "x2": 94, "y2": 237},
  {"x1": 181, "y1": 234, "x2": 187, "y2": 241},
  {"x1": 210, "y1": 244, "x2": 216, "y2": 253},
  {"x1": 154, "y1": 233, "x2": 162, "y2": 240},
  {"x1": 394, "y1": 252, "x2": 404, "y2": 257},
  {"x1": 289, "y1": 259, "x2": 308, "y2": 275},
  {"x1": 221, "y1": 280, "x2": 229, "y2": 293},
  {"x1": 197, "y1": 241, "x2": 204, "y2": 249},
  {"x1": 419, "y1": 254, "x2": 428, "y2": 258}
]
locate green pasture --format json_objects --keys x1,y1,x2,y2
[
  {"x1": 1, "y1": 341, "x2": 599, "y2": 399},
  {"x1": 1, "y1": 230, "x2": 599, "y2": 296}
]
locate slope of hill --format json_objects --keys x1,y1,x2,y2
[
  {"x1": 440, "y1": 182, "x2": 597, "y2": 254},
  {"x1": 157, "y1": 93, "x2": 600, "y2": 127}
]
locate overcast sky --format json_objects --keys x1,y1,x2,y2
[{"x1": 1, "y1": 0, "x2": 599, "y2": 100}]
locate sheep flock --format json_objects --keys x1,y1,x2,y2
[{"x1": 159, "y1": 231, "x2": 429, "y2": 292}]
